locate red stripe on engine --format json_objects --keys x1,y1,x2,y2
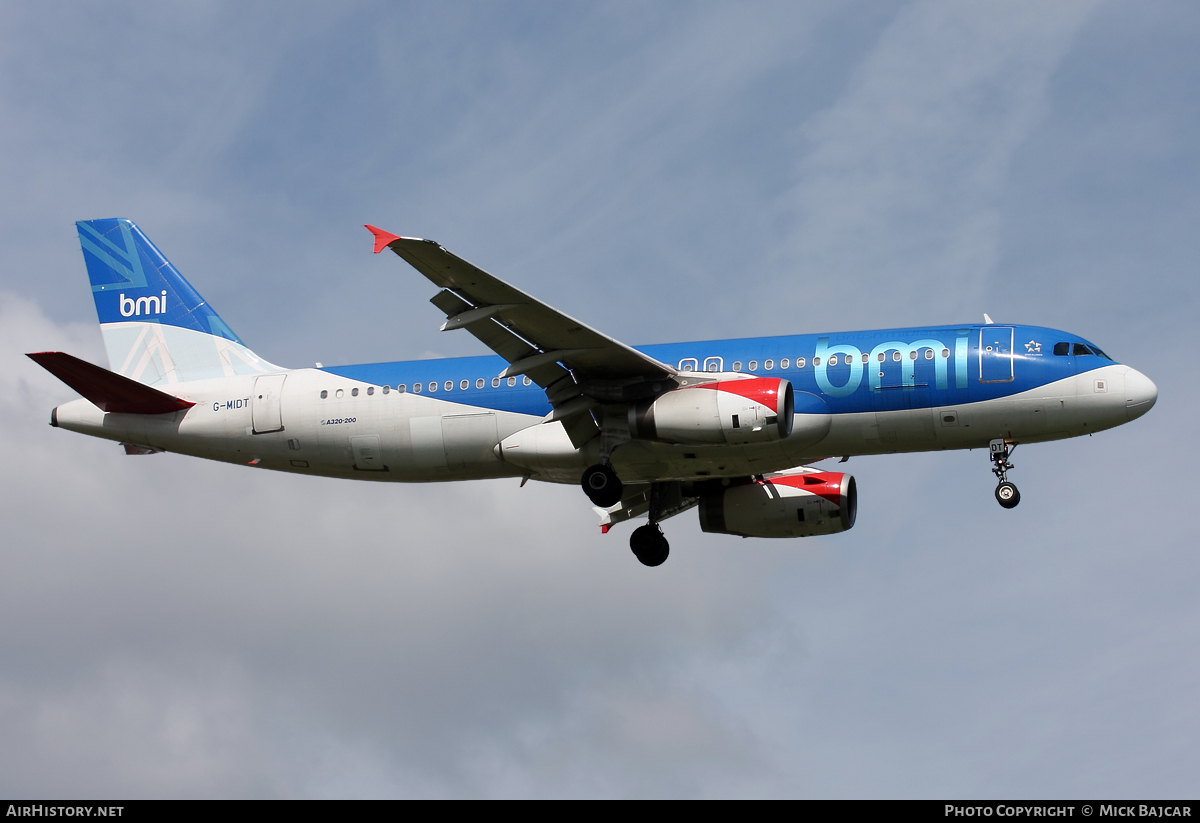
[
  {"x1": 768, "y1": 472, "x2": 844, "y2": 505},
  {"x1": 691, "y1": 377, "x2": 783, "y2": 408}
]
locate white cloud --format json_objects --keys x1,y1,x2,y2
[{"x1": 774, "y1": 0, "x2": 1100, "y2": 331}]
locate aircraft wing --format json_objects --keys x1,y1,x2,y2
[{"x1": 368, "y1": 226, "x2": 677, "y2": 445}]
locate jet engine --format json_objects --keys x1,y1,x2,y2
[
  {"x1": 698, "y1": 470, "x2": 857, "y2": 538},
  {"x1": 630, "y1": 377, "x2": 794, "y2": 445}
]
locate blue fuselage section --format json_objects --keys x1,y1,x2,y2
[{"x1": 323, "y1": 324, "x2": 1115, "y2": 416}]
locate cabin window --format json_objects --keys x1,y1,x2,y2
[
  {"x1": 320, "y1": 390, "x2": 328, "y2": 399},
  {"x1": 476, "y1": 378, "x2": 484, "y2": 389},
  {"x1": 892, "y1": 351, "x2": 901, "y2": 362},
  {"x1": 351, "y1": 388, "x2": 359, "y2": 397},
  {"x1": 507, "y1": 377, "x2": 517, "y2": 387},
  {"x1": 924, "y1": 349, "x2": 933, "y2": 360},
  {"x1": 1073, "y1": 343, "x2": 1094, "y2": 356},
  {"x1": 748, "y1": 360, "x2": 758, "y2": 371},
  {"x1": 732, "y1": 361, "x2": 742, "y2": 371},
  {"x1": 878, "y1": 352, "x2": 886, "y2": 362},
  {"x1": 461, "y1": 379, "x2": 469, "y2": 390},
  {"x1": 781, "y1": 358, "x2": 790, "y2": 369},
  {"x1": 367, "y1": 387, "x2": 374, "y2": 395},
  {"x1": 336, "y1": 389, "x2": 344, "y2": 398},
  {"x1": 764, "y1": 359, "x2": 774, "y2": 370},
  {"x1": 398, "y1": 384, "x2": 407, "y2": 393},
  {"x1": 941, "y1": 349, "x2": 950, "y2": 358},
  {"x1": 492, "y1": 377, "x2": 501, "y2": 388},
  {"x1": 382, "y1": 385, "x2": 390, "y2": 395},
  {"x1": 445, "y1": 381, "x2": 453, "y2": 391},
  {"x1": 909, "y1": 351, "x2": 917, "y2": 360},
  {"x1": 796, "y1": 357, "x2": 805, "y2": 368},
  {"x1": 860, "y1": 354, "x2": 867, "y2": 364},
  {"x1": 428, "y1": 382, "x2": 437, "y2": 392},
  {"x1": 679, "y1": 358, "x2": 698, "y2": 372},
  {"x1": 812, "y1": 357, "x2": 820, "y2": 366},
  {"x1": 412, "y1": 383, "x2": 421, "y2": 393},
  {"x1": 704, "y1": 357, "x2": 722, "y2": 373},
  {"x1": 523, "y1": 376, "x2": 533, "y2": 386}
]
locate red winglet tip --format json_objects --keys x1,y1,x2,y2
[
  {"x1": 365, "y1": 224, "x2": 401, "y2": 254},
  {"x1": 601, "y1": 525, "x2": 610, "y2": 535}
]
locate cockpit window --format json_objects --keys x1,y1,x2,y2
[
  {"x1": 1089, "y1": 345, "x2": 1111, "y2": 360},
  {"x1": 1073, "y1": 343, "x2": 1094, "y2": 356},
  {"x1": 1054, "y1": 342, "x2": 1070, "y2": 356}
]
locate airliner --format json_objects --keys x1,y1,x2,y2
[{"x1": 29, "y1": 219, "x2": 1158, "y2": 566}]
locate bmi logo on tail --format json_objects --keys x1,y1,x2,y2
[{"x1": 118, "y1": 291, "x2": 168, "y2": 317}]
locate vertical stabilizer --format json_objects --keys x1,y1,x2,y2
[{"x1": 78, "y1": 218, "x2": 281, "y2": 385}]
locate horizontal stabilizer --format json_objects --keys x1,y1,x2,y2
[{"x1": 27, "y1": 352, "x2": 195, "y2": 415}]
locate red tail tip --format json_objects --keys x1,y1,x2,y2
[{"x1": 365, "y1": 224, "x2": 401, "y2": 254}]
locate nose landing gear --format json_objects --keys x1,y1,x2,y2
[{"x1": 989, "y1": 438, "x2": 1020, "y2": 509}]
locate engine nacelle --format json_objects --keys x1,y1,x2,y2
[
  {"x1": 698, "y1": 471, "x2": 857, "y2": 538},
  {"x1": 630, "y1": 377, "x2": 794, "y2": 445}
]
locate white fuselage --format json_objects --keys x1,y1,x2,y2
[{"x1": 52, "y1": 363, "x2": 1148, "y2": 486}]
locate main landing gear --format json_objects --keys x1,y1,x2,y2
[
  {"x1": 630, "y1": 482, "x2": 671, "y2": 567},
  {"x1": 582, "y1": 463, "x2": 623, "y2": 508},
  {"x1": 630, "y1": 523, "x2": 669, "y2": 567},
  {"x1": 989, "y1": 438, "x2": 1020, "y2": 509},
  {"x1": 582, "y1": 463, "x2": 669, "y2": 567}
]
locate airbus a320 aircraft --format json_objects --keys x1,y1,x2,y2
[{"x1": 30, "y1": 219, "x2": 1157, "y2": 566}]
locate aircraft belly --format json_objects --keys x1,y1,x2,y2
[{"x1": 876, "y1": 407, "x2": 935, "y2": 445}]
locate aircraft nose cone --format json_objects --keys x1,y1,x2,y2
[{"x1": 1125, "y1": 368, "x2": 1158, "y2": 421}]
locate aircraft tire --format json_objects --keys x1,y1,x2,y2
[
  {"x1": 630, "y1": 524, "x2": 669, "y2": 567},
  {"x1": 582, "y1": 463, "x2": 623, "y2": 507},
  {"x1": 995, "y1": 481, "x2": 1020, "y2": 509}
]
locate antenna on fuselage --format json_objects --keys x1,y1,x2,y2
[{"x1": 983, "y1": 313, "x2": 994, "y2": 324}]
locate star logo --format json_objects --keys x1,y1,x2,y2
[{"x1": 1025, "y1": 340, "x2": 1042, "y2": 354}]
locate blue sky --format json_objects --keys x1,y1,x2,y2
[{"x1": 1, "y1": 0, "x2": 1197, "y2": 797}]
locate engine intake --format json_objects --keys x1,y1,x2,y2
[
  {"x1": 630, "y1": 377, "x2": 794, "y2": 445},
  {"x1": 699, "y1": 471, "x2": 857, "y2": 538}
]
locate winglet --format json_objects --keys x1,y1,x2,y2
[{"x1": 365, "y1": 225, "x2": 401, "y2": 254}]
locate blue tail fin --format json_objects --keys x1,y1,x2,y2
[{"x1": 77, "y1": 219, "x2": 279, "y2": 385}]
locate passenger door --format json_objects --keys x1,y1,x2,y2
[
  {"x1": 251, "y1": 374, "x2": 286, "y2": 433},
  {"x1": 979, "y1": 327, "x2": 1014, "y2": 383}
]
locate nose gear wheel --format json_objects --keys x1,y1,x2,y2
[
  {"x1": 989, "y1": 439, "x2": 1020, "y2": 509},
  {"x1": 995, "y1": 481, "x2": 1020, "y2": 508}
]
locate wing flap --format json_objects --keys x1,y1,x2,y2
[{"x1": 27, "y1": 351, "x2": 195, "y2": 415}]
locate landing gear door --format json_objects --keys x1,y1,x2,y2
[
  {"x1": 252, "y1": 374, "x2": 286, "y2": 433},
  {"x1": 979, "y1": 327, "x2": 1014, "y2": 383}
]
